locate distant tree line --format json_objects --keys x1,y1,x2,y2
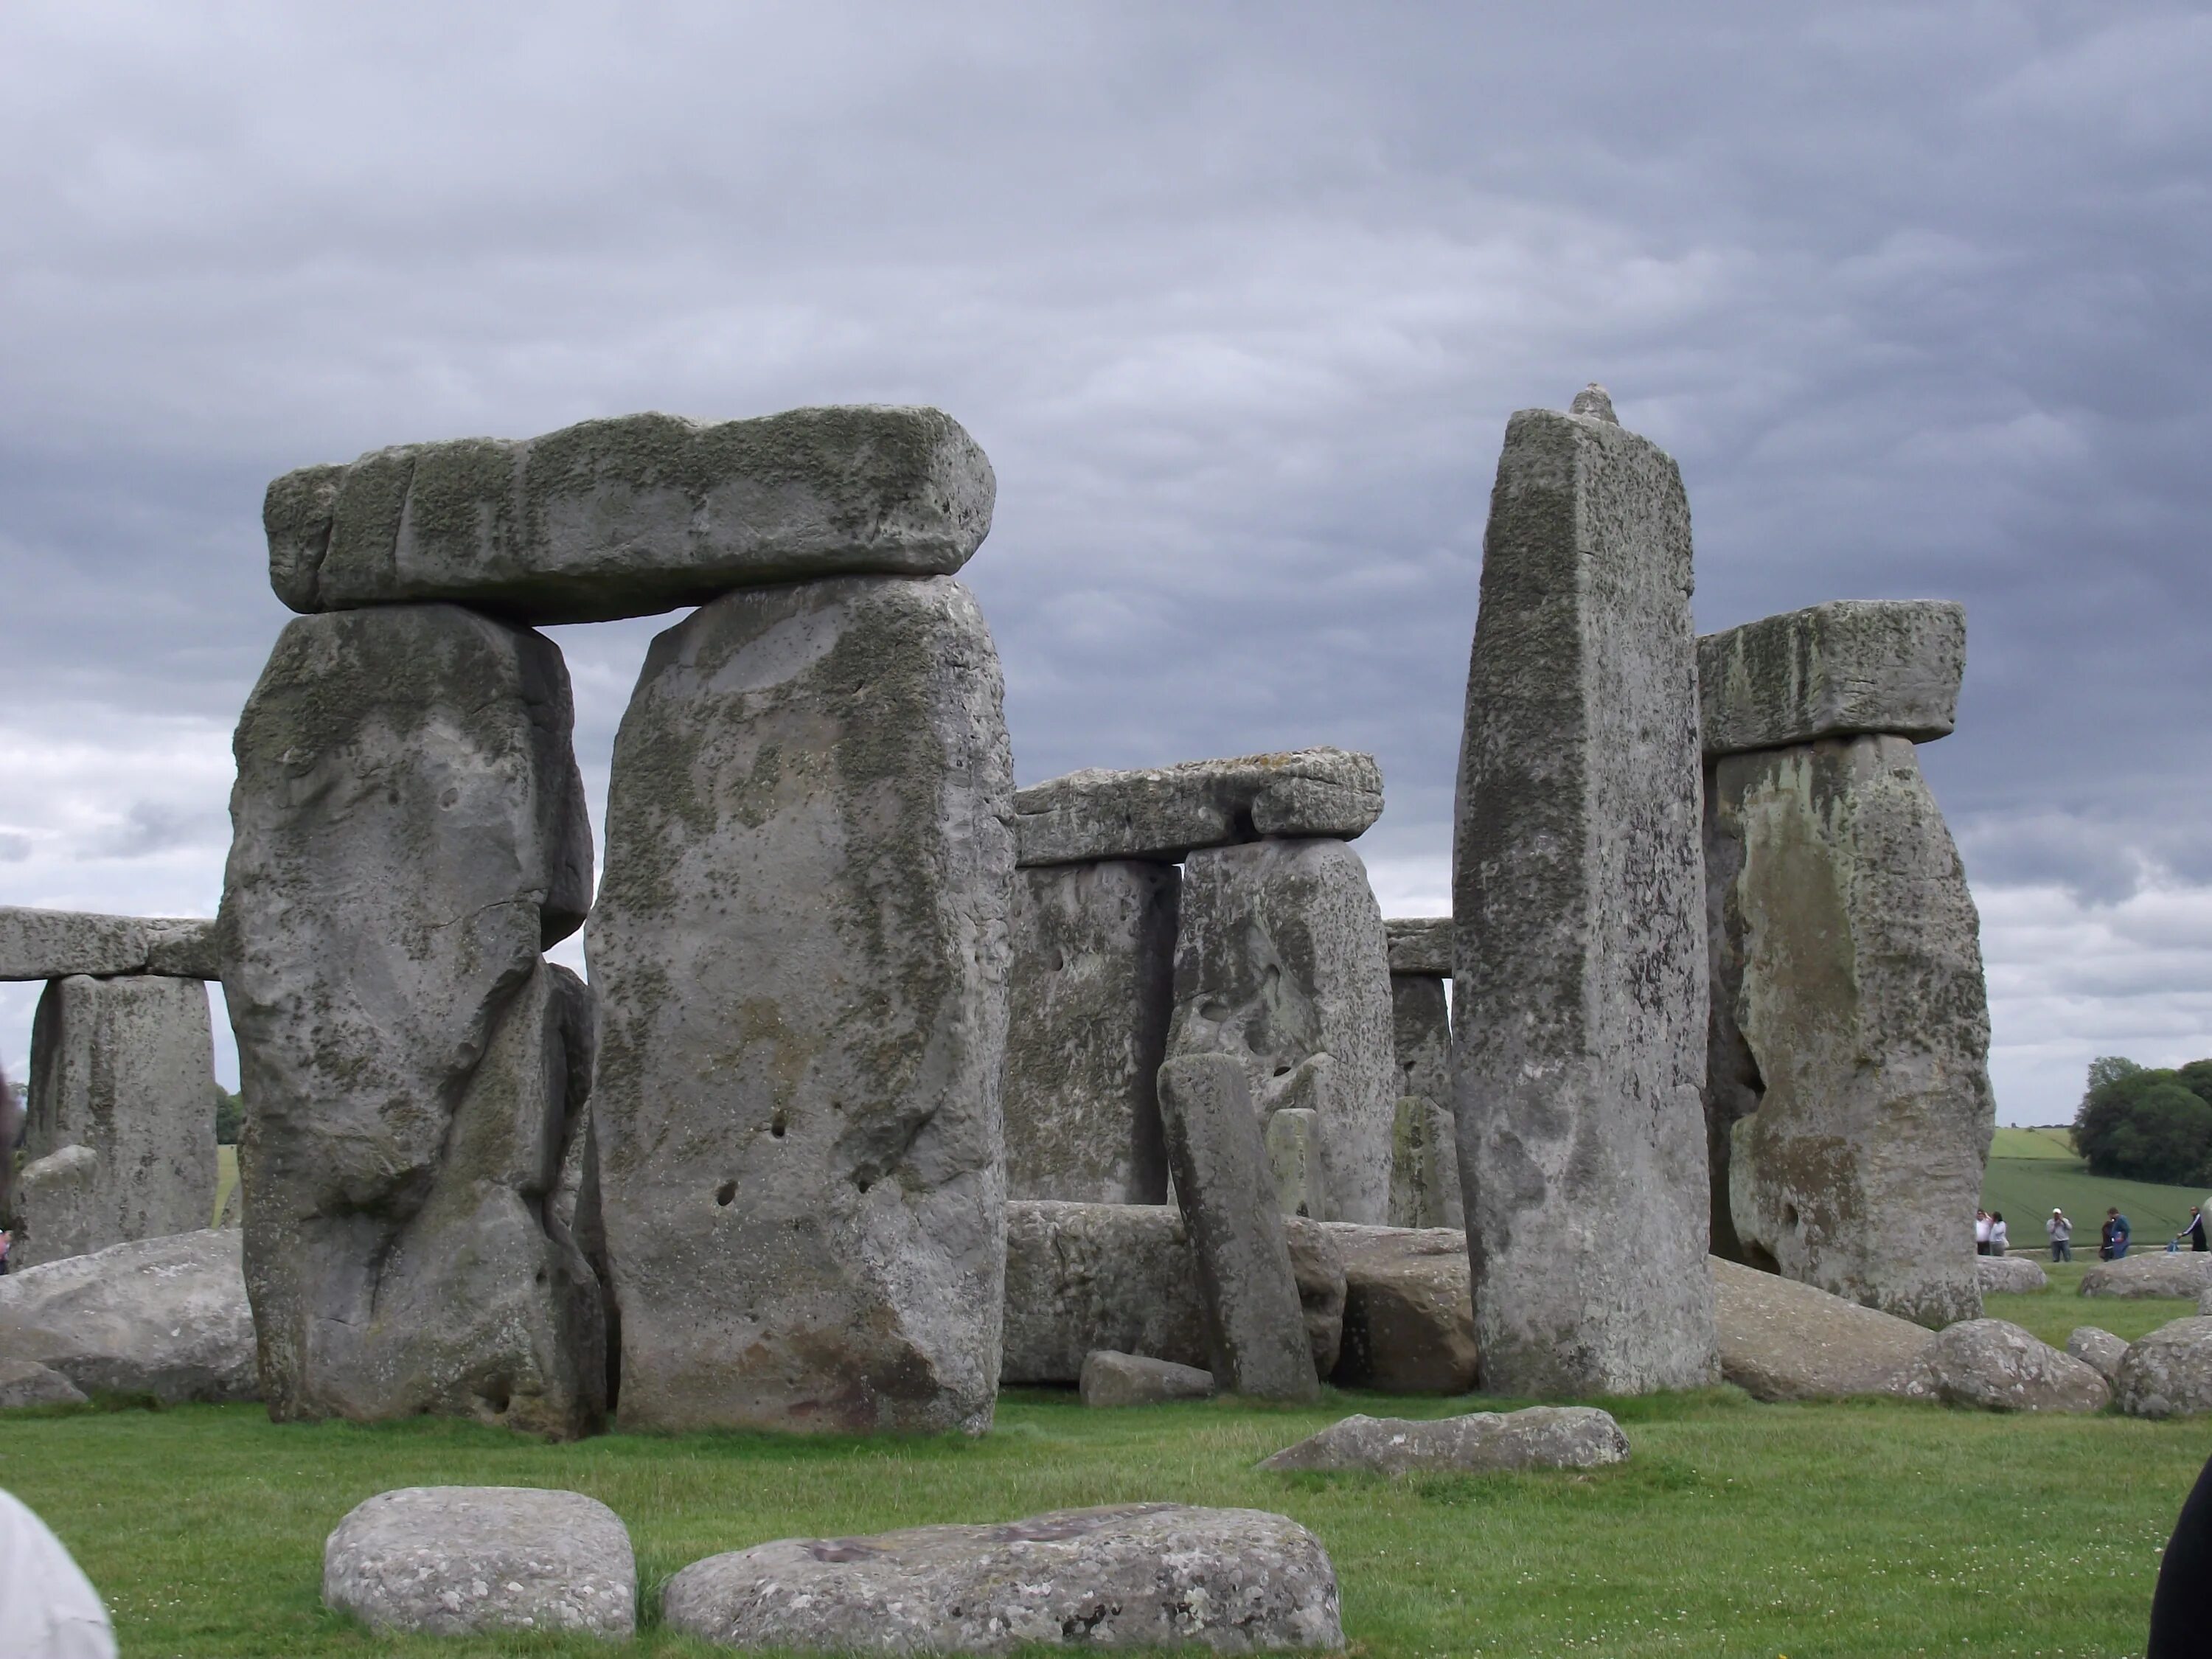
[
  {"x1": 2075, "y1": 1056, "x2": 2212, "y2": 1185},
  {"x1": 215, "y1": 1088, "x2": 242, "y2": 1146}
]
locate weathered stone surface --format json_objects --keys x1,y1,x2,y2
[
  {"x1": 590, "y1": 575, "x2": 1012, "y2": 1435},
  {"x1": 1284, "y1": 1216, "x2": 1347, "y2": 1379},
  {"x1": 1013, "y1": 748, "x2": 1382, "y2": 867},
  {"x1": 222, "y1": 604, "x2": 603, "y2": 1437},
  {"x1": 268, "y1": 406, "x2": 995, "y2": 625},
  {"x1": 0, "y1": 1357, "x2": 88, "y2": 1408},
  {"x1": 1708, "y1": 735, "x2": 1992, "y2": 1328},
  {"x1": 1004, "y1": 860, "x2": 1175, "y2": 1204},
  {"x1": 2198, "y1": 1287, "x2": 2212, "y2": 1315},
  {"x1": 0, "y1": 1229, "x2": 255, "y2": 1402},
  {"x1": 2081, "y1": 1253, "x2": 2212, "y2": 1298},
  {"x1": 14, "y1": 1145, "x2": 99, "y2": 1265},
  {"x1": 1324, "y1": 1224, "x2": 1479, "y2": 1394},
  {"x1": 1383, "y1": 917, "x2": 1452, "y2": 978},
  {"x1": 323, "y1": 1486, "x2": 635, "y2": 1640},
  {"x1": 15, "y1": 975, "x2": 217, "y2": 1270},
  {"x1": 1079, "y1": 1349, "x2": 1216, "y2": 1407},
  {"x1": 1259, "y1": 1406, "x2": 1627, "y2": 1476},
  {"x1": 1452, "y1": 400, "x2": 1718, "y2": 1396},
  {"x1": 661, "y1": 1504, "x2": 1343, "y2": 1655},
  {"x1": 1699, "y1": 599, "x2": 1966, "y2": 759},
  {"x1": 2065, "y1": 1326, "x2": 2129, "y2": 1384},
  {"x1": 1265, "y1": 1108, "x2": 1332, "y2": 1220},
  {"x1": 1157, "y1": 1056, "x2": 1321, "y2": 1402},
  {"x1": 1978, "y1": 1256, "x2": 2048, "y2": 1293},
  {"x1": 1169, "y1": 838, "x2": 1396, "y2": 1224},
  {"x1": 1387, "y1": 970, "x2": 1461, "y2": 1229},
  {"x1": 0, "y1": 906, "x2": 220, "y2": 981},
  {"x1": 1900, "y1": 1318, "x2": 2109, "y2": 1413},
  {"x1": 2112, "y1": 1318, "x2": 2212, "y2": 1418},
  {"x1": 1709, "y1": 1256, "x2": 1930, "y2": 1402}
]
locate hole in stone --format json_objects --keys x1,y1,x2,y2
[
  {"x1": 1273, "y1": 1064, "x2": 1292, "y2": 1078},
  {"x1": 771, "y1": 1113, "x2": 787, "y2": 1139},
  {"x1": 1782, "y1": 1203, "x2": 1799, "y2": 1228},
  {"x1": 855, "y1": 1175, "x2": 874, "y2": 1194},
  {"x1": 716, "y1": 1181, "x2": 737, "y2": 1207}
]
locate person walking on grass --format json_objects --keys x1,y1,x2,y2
[
  {"x1": 2105, "y1": 1208, "x2": 2132, "y2": 1260},
  {"x1": 2048, "y1": 1208, "x2": 2073, "y2": 1262},
  {"x1": 1975, "y1": 1208, "x2": 1992, "y2": 1256},
  {"x1": 2178, "y1": 1206, "x2": 2207, "y2": 1253},
  {"x1": 1989, "y1": 1211, "x2": 2009, "y2": 1256}
]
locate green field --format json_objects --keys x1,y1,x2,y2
[
  {"x1": 1989, "y1": 1125, "x2": 2082, "y2": 1161},
  {"x1": 214, "y1": 1142, "x2": 238, "y2": 1227},
  {"x1": 1983, "y1": 1137, "x2": 2206, "y2": 1246},
  {"x1": 1984, "y1": 1257, "x2": 2202, "y2": 1343}
]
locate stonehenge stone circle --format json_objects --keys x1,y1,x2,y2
[
  {"x1": 266, "y1": 406, "x2": 995, "y2": 625},
  {"x1": 1451, "y1": 394, "x2": 1719, "y2": 1396},
  {"x1": 1004, "y1": 860, "x2": 1176, "y2": 1203},
  {"x1": 223, "y1": 603, "x2": 604, "y2": 1437},
  {"x1": 1383, "y1": 916, "x2": 1452, "y2": 977},
  {"x1": 16, "y1": 974, "x2": 217, "y2": 1269},
  {"x1": 1382, "y1": 923, "x2": 1461, "y2": 1230},
  {"x1": 1700, "y1": 599, "x2": 1966, "y2": 758},
  {"x1": 0, "y1": 1229, "x2": 257, "y2": 1404},
  {"x1": 0, "y1": 906, "x2": 220, "y2": 981},
  {"x1": 589, "y1": 574, "x2": 1014, "y2": 1435},
  {"x1": 1012, "y1": 747, "x2": 1383, "y2": 867},
  {"x1": 1168, "y1": 837, "x2": 1397, "y2": 1223}
]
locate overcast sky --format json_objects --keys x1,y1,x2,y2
[{"x1": 2, "y1": 2, "x2": 2207, "y2": 1123}]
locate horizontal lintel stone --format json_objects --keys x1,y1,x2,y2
[
  {"x1": 1013, "y1": 747, "x2": 1382, "y2": 867},
  {"x1": 1699, "y1": 599, "x2": 1965, "y2": 758},
  {"x1": 1384, "y1": 917, "x2": 1451, "y2": 976},
  {"x1": 0, "y1": 908, "x2": 219, "y2": 982}
]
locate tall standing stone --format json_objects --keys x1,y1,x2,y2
[
  {"x1": 1382, "y1": 919, "x2": 1461, "y2": 1230},
  {"x1": 589, "y1": 574, "x2": 1014, "y2": 1435},
  {"x1": 1003, "y1": 861, "x2": 1177, "y2": 1203},
  {"x1": 15, "y1": 975, "x2": 217, "y2": 1270},
  {"x1": 222, "y1": 604, "x2": 603, "y2": 1438},
  {"x1": 1452, "y1": 393, "x2": 1719, "y2": 1396},
  {"x1": 1166, "y1": 838, "x2": 1396, "y2": 1225}
]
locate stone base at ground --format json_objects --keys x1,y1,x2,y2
[
  {"x1": 1258, "y1": 1407, "x2": 1628, "y2": 1476},
  {"x1": 1709, "y1": 1256, "x2": 1931, "y2": 1402},
  {"x1": 2065, "y1": 1327, "x2": 2129, "y2": 1384},
  {"x1": 323, "y1": 1486, "x2": 635, "y2": 1639},
  {"x1": 1324, "y1": 1225, "x2": 1478, "y2": 1394},
  {"x1": 661, "y1": 1504, "x2": 1344, "y2": 1655},
  {"x1": 0, "y1": 1357, "x2": 88, "y2": 1408},
  {"x1": 1977, "y1": 1256, "x2": 2048, "y2": 1293},
  {"x1": 1079, "y1": 1351, "x2": 1216, "y2": 1408},
  {"x1": 0, "y1": 1230, "x2": 254, "y2": 1403},
  {"x1": 1901, "y1": 1319, "x2": 2109, "y2": 1413},
  {"x1": 2113, "y1": 1318, "x2": 2212, "y2": 1418},
  {"x1": 2080, "y1": 1254, "x2": 2212, "y2": 1298}
]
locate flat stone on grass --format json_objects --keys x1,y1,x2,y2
[
  {"x1": 1976, "y1": 1256, "x2": 2049, "y2": 1293},
  {"x1": 1259, "y1": 1406, "x2": 1628, "y2": 1476},
  {"x1": 2079, "y1": 1253, "x2": 2212, "y2": 1298},
  {"x1": 1710, "y1": 1256, "x2": 1932, "y2": 1402},
  {"x1": 2065, "y1": 1327, "x2": 2129, "y2": 1384},
  {"x1": 1079, "y1": 1350, "x2": 1216, "y2": 1408},
  {"x1": 1901, "y1": 1319, "x2": 2110, "y2": 1413},
  {"x1": 0, "y1": 1357, "x2": 88, "y2": 1408},
  {"x1": 0, "y1": 1229, "x2": 255, "y2": 1403},
  {"x1": 2113, "y1": 1318, "x2": 2212, "y2": 1419}
]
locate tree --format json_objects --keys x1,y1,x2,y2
[
  {"x1": 2086, "y1": 1055, "x2": 2146, "y2": 1094},
  {"x1": 2076, "y1": 1059, "x2": 2212, "y2": 1184},
  {"x1": 214, "y1": 1089, "x2": 242, "y2": 1147}
]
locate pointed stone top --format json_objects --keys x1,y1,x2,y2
[{"x1": 1568, "y1": 383, "x2": 1618, "y2": 423}]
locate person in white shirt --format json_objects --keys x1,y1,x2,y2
[
  {"x1": 1975, "y1": 1209, "x2": 1992, "y2": 1256},
  {"x1": 0, "y1": 1487, "x2": 117, "y2": 1659},
  {"x1": 2047, "y1": 1208, "x2": 2073, "y2": 1262},
  {"x1": 1989, "y1": 1212, "x2": 2010, "y2": 1256}
]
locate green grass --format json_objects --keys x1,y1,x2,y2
[
  {"x1": 1, "y1": 1388, "x2": 2199, "y2": 1658},
  {"x1": 1990, "y1": 1126, "x2": 2081, "y2": 1161},
  {"x1": 1983, "y1": 1139, "x2": 2206, "y2": 1245},
  {"x1": 1983, "y1": 1256, "x2": 2202, "y2": 1345},
  {"x1": 213, "y1": 1143, "x2": 238, "y2": 1228}
]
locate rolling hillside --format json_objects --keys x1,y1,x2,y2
[{"x1": 1982, "y1": 1125, "x2": 2206, "y2": 1245}]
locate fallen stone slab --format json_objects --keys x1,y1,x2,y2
[
  {"x1": 1901, "y1": 1318, "x2": 2109, "y2": 1413},
  {"x1": 1259, "y1": 1406, "x2": 1628, "y2": 1477},
  {"x1": 2080, "y1": 1253, "x2": 2212, "y2": 1298},
  {"x1": 0, "y1": 1357, "x2": 88, "y2": 1408},
  {"x1": 0, "y1": 907, "x2": 219, "y2": 981},
  {"x1": 1383, "y1": 917, "x2": 1451, "y2": 977},
  {"x1": 1324, "y1": 1224, "x2": 1478, "y2": 1394},
  {"x1": 661, "y1": 1503, "x2": 1343, "y2": 1655},
  {"x1": 1699, "y1": 599, "x2": 1966, "y2": 759},
  {"x1": 267, "y1": 406, "x2": 995, "y2": 625},
  {"x1": 1978, "y1": 1256, "x2": 2049, "y2": 1293},
  {"x1": 1079, "y1": 1350, "x2": 1216, "y2": 1408},
  {"x1": 1013, "y1": 748, "x2": 1383, "y2": 867},
  {"x1": 0, "y1": 1229, "x2": 255, "y2": 1402},
  {"x1": 1709, "y1": 1256, "x2": 1930, "y2": 1402},
  {"x1": 2112, "y1": 1318, "x2": 2212, "y2": 1419},
  {"x1": 2065, "y1": 1326, "x2": 2129, "y2": 1385},
  {"x1": 324, "y1": 1486, "x2": 635, "y2": 1640}
]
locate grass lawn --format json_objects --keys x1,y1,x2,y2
[
  {"x1": 1982, "y1": 1149, "x2": 2205, "y2": 1247},
  {"x1": 1983, "y1": 1256, "x2": 2202, "y2": 1345},
  {"x1": 3, "y1": 1385, "x2": 2204, "y2": 1659}
]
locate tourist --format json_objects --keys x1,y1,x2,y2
[
  {"x1": 0, "y1": 1487, "x2": 118, "y2": 1658},
  {"x1": 1989, "y1": 1211, "x2": 2009, "y2": 1256},
  {"x1": 2048, "y1": 1208, "x2": 2073, "y2": 1262},
  {"x1": 2105, "y1": 1208, "x2": 2132, "y2": 1260},
  {"x1": 2149, "y1": 1452, "x2": 2212, "y2": 1657},
  {"x1": 1975, "y1": 1208, "x2": 1992, "y2": 1256},
  {"x1": 2180, "y1": 1206, "x2": 2207, "y2": 1253}
]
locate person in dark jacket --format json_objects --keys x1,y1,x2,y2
[
  {"x1": 2149, "y1": 1453, "x2": 2212, "y2": 1656},
  {"x1": 2180, "y1": 1206, "x2": 2207, "y2": 1252}
]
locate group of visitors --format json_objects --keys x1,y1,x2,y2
[
  {"x1": 1974, "y1": 1209, "x2": 2011, "y2": 1255},
  {"x1": 2031, "y1": 1205, "x2": 2208, "y2": 1263}
]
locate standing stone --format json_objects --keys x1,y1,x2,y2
[
  {"x1": 1265, "y1": 1109, "x2": 1331, "y2": 1220},
  {"x1": 1452, "y1": 397, "x2": 1719, "y2": 1397},
  {"x1": 1155, "y1": 1055, "x2": 1319, "y2": 1402},
  {"x1": 223, "y1": 604, "x2": 603, "y2": 1438},
  {"x1": 1004, "y1": 861, "x2": 1176, "y2": 1203},
  {"x1": 1167, "y1": 838, "x2": 1396, "y2": 1224},
  {"x1": 590, "y1": 574, "x2": 1014, "y2": 1436},
  {"x1": 15, "y1": 975, "x2": 217, "y2": 1270},
  {"x1": 1707, "y1": 735, "x2": 1992, "y2": 1327},
  {"x1": 1387, "y1": 970, "x2": 1462, "y2": 1229}
]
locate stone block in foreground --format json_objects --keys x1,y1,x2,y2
[
  {"x1": 0, "y1": 908, "x2": 220, "y2": 981},
  {"x1": 2113, "y1": 1318, "x2": 2212, "y2": 1418},
  {"x1": 1709, "y1": 1256, "x2": 1930, "y2": 1402},
  {"x1": 2065, "y1": 1326, "x2": 2129, "y2": 1384},
  {"x1": 590, "y1": 576, "x2": 1013, "y2": 1434},
  {"x1": 2079, "y1": 1253, "x2": 2212, "y2": 1298},
  {"x1": 1899, "y1": 1318, "x2": 2109, "y2": 1413},
  {"x1": 1079, "y1": 1350, "x2": 1216, "y2": 1407},
  {"x1": 661, "y1": 1503, "x2": 1343, "y2": 1655},
  {"x1": 1452, "y1": 399, "x2": 1717, "y2": 1396},
  {"x1": 1324, "y1": 1223, "x2": 1478, "y2": 1394},
  {"x1": 324, "y1": 1486, "x2": 635, "y2": 1640},
  {"x1": 1383, "y1": 917, "x2": 1452, "y2": 977},
  {"x1": 0, "y1": 1230, "x2": 255, "y2": 1403},
  {"x1": 267, "y1": 406, "x2": 995, "y2": 624},
  {"x1": 1013, "y1": 747, "x2": 1382, "y2": 866},
  {"x1": 0, "y1": 1357, "x2": 88, "y2": 1408},
  {"x1": 1259, "y1": 1406, "x2": 1627, "y2": 1476},
  {"x1": 1699, "y1": 599, "x2": 1966, "y2": 758},
  {"x1": 1978, "y1": 1256, "x2": 2048, "y2": 1293}
]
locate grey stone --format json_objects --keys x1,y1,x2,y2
[
  {"x1": 1012, "y1": 748, "x2": 1382, "y2": 868},
  {"x1": 14, "y1": 1146, "x2": 100, "y2": 1267},
  {"x1": 1387, "y1": 969, "x2": 1461, "y2": 1229},
  {"x1": 1708, "y1": 736, "x2": 1993, "y2": 1328},
  {"x1": 1709, "y1": 1256, "x2": 1930, "y2": 1402},
  {"x1": 1568, "y1": 383, "x2": 1618, "y2": 424},
  {"x1": 1265, "y1": 1108, "x2": 1332, "y2": 1220},
  {"x1": 1079, "y1": 1350, "x2": 1217, "y2": 1407},
  {"x1": 1978, "y1": 1256, "x2": 2048, "y2": 1293},
  {"x1": 590, "y1": 575, "x2": 1012, "y2": 1435},
  {"x1": 2113, "y1": 1318, "x2": 2212, "y2": 1418},
  {"x1": 15, "y1": 975, "x2": 217, "y2": 1270},
  {"x1": 1699, "y1": 599, "x2": 1966, "y2": 758},
  {"x1": 0, "y1": 1075, "x2": 19, "y2": 1228},
  {"x1": 1283, "y1": 1216, "x2": 1347, "y2": 1380},
  {"x1": 1452, "y1": 401, "x2": 1718, "y2": 1396},
  {"x1": 0, "y1": 1229, "x2": 255, "y2": 1402},
  {"x1": 222, "y1": 604, "x2": 603, "y2": 1438},
  {"x1": 2198, "y1": 1287, "x2": 2212, "y2": 1315},
  {"x1": 661, "y1": 1503, "x2": 1343, "y2": 1655},
  {"x1": 1259, "y1": 1405, "x2": 1627, "y2": 1475},
  {"x1": 1169, "y1": 838, "x2": 1397, "y2": 1224},
  {"x1": 0, "y1": 1357, "x2": 88, "y2": 1408},
  {"x1": 1899, "y1": 1318, "x2": 2110, "y2": 1413},
  {"x1": 1324, "y1": 1224, "x2": 1479, "y2": 1394},
  {"x1": 323, "y1": 1486, "x2": 635, "y2": 1640},
  {"x1": 2065, "y1": 1326, "x2": 2129, "y2": 1384},
  {"x1": 1157, "y1": 1056, "x2": 1321, "y2": 1402},
  {"x1": 1004, "y1": 861, "x2": 1175, "y2": 1204},
  {"x1": 1382, "y1": 917, "x2": 1452, "y2": 977},
  {"x1": 267, "y1": 406, "x2": 995, "y2": 625},
  {"x1": 0, "y1": 907, "x2": 220, "y2": 981},
  {"x1": 2080, "y1": 1253, "x2": 2212, "y2": 1298}
]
